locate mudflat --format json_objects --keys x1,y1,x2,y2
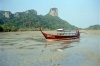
[{"x1": 0, "y1": 30, "x2": 100, "y2": 66}]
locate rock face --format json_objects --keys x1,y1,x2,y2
[
  {"x1": 25, "y1": 9, "x2": 37, "y2": 15},
  {"x1": 0, "y1": 9, "x2": 37, "y2": 18},
  {"x1": 49, "y1": 8, "x2": 58, "y2": 16},
  {"x1": 3, "y1": 11, "x2": 12, "y2": 18},
  {"x1": 14, "y1": 9, "x2": 37, "y2": 17},
  {"x1": 14, "y1": 12, "x2": 20, "y2": 17}
]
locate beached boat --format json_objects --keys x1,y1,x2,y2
[{"x1": 40, "y1": 28, "x2": 80, "y2": 41}]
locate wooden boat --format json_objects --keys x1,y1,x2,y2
[{"x1": 40, "y1": 28, "x2": 80, "y2": 41}]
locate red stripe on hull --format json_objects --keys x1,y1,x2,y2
[{"x1": 40, "y1": 28, "x2": 80, "y2": 41}]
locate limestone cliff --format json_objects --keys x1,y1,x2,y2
[
  {"x1": 14, "y1": 12, "x2": 20, "y2": 17},
  {"x1": 49, "y1": 8, "x2": 58, "y2": 16},
  {"x1": 3, "y1": 11, "x2": 12, "y2": 18},
  {"x1": 25, "y1": 9, "x2": 37, "y2": 15}
]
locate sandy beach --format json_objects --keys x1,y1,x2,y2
[{"x1": 0, "y1": 30, "x2": 100, "y2": 66}]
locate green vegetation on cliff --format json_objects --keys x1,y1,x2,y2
[
  {"x1": 85, "y1": 24, "x2": 100, "y2": 30},
  {"x1": 0, "y1": 10, "x2": 79, "y2": 32}
]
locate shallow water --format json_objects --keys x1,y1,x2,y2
[{"x1": 0, "y1": 30, "x2": 100, "y2": 66}]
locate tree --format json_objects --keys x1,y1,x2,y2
[{"x1": 0, "y1": 25, "x2": 3, "y2": 32}]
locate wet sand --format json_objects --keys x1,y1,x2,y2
[{"x1": 0, "y1": 30, "x2": 100, "y2": 66}]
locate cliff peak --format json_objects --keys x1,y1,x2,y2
[{"x1": 49, "y1": 8, "x2": 58, "y2": 16}]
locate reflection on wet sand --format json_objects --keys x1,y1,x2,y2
[{"x1": 44, "y1": 39, "x2": 80, "y2": 52}]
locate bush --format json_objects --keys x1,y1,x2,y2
[{"x1": 0, "y1": 25, "x2": 3, "y2": 32}]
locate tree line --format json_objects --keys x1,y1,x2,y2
[
  {"x1": 0, "y1": 10, "x2": 79, "y2": 32},
  {"x1": 85, "y1": 24, "x2": 100, "y2": 30}
]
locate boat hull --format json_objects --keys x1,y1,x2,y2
[{"x1": 40, "y1": 28, "x2": 80, "y2": 41}]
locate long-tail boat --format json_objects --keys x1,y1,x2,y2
[{"x1": 40, "y1": 28, "x2": 80, "y2": 41}]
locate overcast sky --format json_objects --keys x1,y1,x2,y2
[{"x1": 0, "y1": 0, "x2": 100, "y2": 28}]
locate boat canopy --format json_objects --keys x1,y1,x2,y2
[
  {"x1": 57, "y1": 29, "x2": 63, "y2": 30},
  {"x1": 57, "y1": 29, "x2": 63, "y2": 32},
  {"x1": 57, "y1": 29, "x2": 77, "y2": 36}
]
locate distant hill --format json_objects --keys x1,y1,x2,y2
[
  {"x1": 0, "y1": 8, "x2": 79, "y2": 32},
  {"x1": 85, "y1": 24, "x2": 100, "y2": 30}
]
